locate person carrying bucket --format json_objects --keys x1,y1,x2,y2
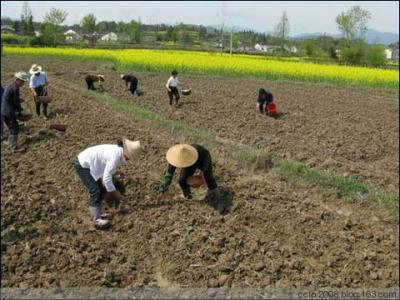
[
  {"x1": 166, "y1": 70, "x2": 185, "y2": 107},
  {"x1": 74, "y1": 138, "x2": 141, "y2": 227},
  {"x1": 159, "y1": 144, "x2": 220, "y2": 201},
  {"x1": 29, "y1": 64, "x2": 50, "y2": 119}
]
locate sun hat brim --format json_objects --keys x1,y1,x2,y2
[
  {"x1": 166, "y1": 144, "x2": 198, "y2": 168},
  {"x1": 15, "y1": 72, "x2": 29, "y2": 81},
  {"x1": 29, "y1": 65, "x2": 42, "y2": 75}
]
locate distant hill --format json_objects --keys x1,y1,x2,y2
[{"x1": 292, "y1": 29, "x2": 399, "y2": 45}]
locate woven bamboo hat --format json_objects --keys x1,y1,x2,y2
[
  {"x1": 166, "y1": 144, "x2": 198, "y2": 168},
  {"x1": 29, "y1": 64, "x2": 42, "y2": 74},
  {"x1": 122, "y1": 138, "x2": 141, "y2": 160},
  {"x1": 14, "y1": 71, "x2": 29, "y2": 81}
]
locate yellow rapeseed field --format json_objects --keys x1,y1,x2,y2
[{"x1": 4, "y1": 46, "x2": 398, "y2": 88}]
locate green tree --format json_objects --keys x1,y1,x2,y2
[
  {"x1": 366, "y1": 44, "x2": 386, "y2": 67},
  {"x1": 21, "y1": 1, "x2": 34, "y2": 35},
  {"x1": 128, "y1": 19, "x2": 141, "y2": 43},
  {"x1": 81, "y1": 13, "x2": 96, "y2": 34},
  {"x1": 335, "y1": 5, "x2": 371, "y2": 41},
  {"x1": 301, "y1": 40, "x2": 317, "y2": 56},
  {"x1": 97, "y1": 21, "x2": 108, "y2": 33},
  {"x1": 274, "y1": 11, "x2": 290, "y2": 51},
  {"x1": 42, "y1": 7, "x2": 68, "y2": 46}
]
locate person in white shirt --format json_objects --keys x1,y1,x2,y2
[
  {"x1": 74, "y1": 138, "x2": 141, "y2": 227},
  {"x1": 29, "y1": 64, "x2": 50, "y2": 118},
  {"x1": 166, "y1": 70, "x2": 182, "y2": 106}
]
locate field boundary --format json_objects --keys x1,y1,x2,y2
[{"x1": 59, "y1": 78, "x2": 399, "y2": 209}]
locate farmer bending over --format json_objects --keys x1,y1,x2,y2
[
  {"x1": 85, "y1": 74, "x2": 105, "y2": 91},
  {"x1": 74, "y1": 138, "x2": 141, "y2": 227},
  {"x1": 29, "y1": 64, "x2": 50, "y2": 118},
  {"x1": 159, "y1": 144, "x2": 220, "y2": 200},
  {"x1": 120, "y1": 74, "x2": 139, "y2": 96},
  {"x1": 257, "y1": 88, "x2": 273, "y2": 114},
  {"x1": 1, "y1": 72, "x2": 30, "y2": 153}
]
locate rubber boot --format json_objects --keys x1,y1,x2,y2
[
  {"x1": 8, "y1": 135, "x2": 25, "y2": 153},
  {"x1": 43, "y1": 104, "x2": 49, "y2": 119},
  {"x1": 35, "y1": 100, "x2": 41, "y2": 116},
  {"x1": 89, "y1": 206, "x2": 109, "y2": 227}
]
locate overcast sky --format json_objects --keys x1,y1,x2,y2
[{"x1": 1, "y1": 1, "x2": 399, "y2": 35}]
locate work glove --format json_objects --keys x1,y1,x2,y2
[{"x1": 159, "y1": 172, "x2": 173, "y2": 193}]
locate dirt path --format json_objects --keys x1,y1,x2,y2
[{"x1": 1, "y1": 57, "x2": 398, "y2": 288}]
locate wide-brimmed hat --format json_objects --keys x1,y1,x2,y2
[
  {"x1": 166, "y1": 144, "x2": 198, "y2": 168},
  {"x1": 29, "y1": 64, "x2": 42, "y2": 74},
  {"x1": 122, "y1": 138, "x2": 141, "y2": 160},
  {"x1": 14, "y1": 71, "x2": 29, "y2": 81},
  {"x1": 98, "y1": 74, "x2": 105, "y2": 81}
]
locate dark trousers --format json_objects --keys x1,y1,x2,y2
[
  {"x1": 168, "y1": 86, "x2": 180, "y2": 105},
  {"x1": 74, "y1": 159, "x2": 102, "y2": 207},
  {"x1": 130, "y1": 81, "x2": 138, "y2": 95},
  {"x1": 169, "y1": 160, "x2": 217, "y2": 198},
  {"x1": 34, "y1": 86, "x2": 48, "y2": 117},
  {"x1": 86, "y1": 79, "x2": 95, "y2": 90},
  {"x1": 2, "y1": 116, "x2": 20, "y2": 135}
]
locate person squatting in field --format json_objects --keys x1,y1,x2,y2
[
  {"x1": 120, "y1": 74, "x2": 139, "y2": 96},
  {"x1": 1, "y1": 72, "x2": 30, "y2": 153},
  {"x1": 166, "y1": 70, "x2": 183, "y2": 106},
  {"x1": 159, "y1": 144, "x2": 220, "y2": 201},
  {"x1": 257, "y1": 88, "x2": 274, "y2": 114},
  {"x1": 74, "y1": 138, "x2": 141, "y2": 227},
  {"x1": 29, "y1": 64, "x2": 50, "y2": 118},
  {"x1": 85, "y1": 74, "x2": 105, "y2": 91}
]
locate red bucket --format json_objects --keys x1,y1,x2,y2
[{"x1": 266, "y1": 103, "x2": 277, "y2": 116}]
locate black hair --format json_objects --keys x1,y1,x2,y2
[
  {"x1": 171, "y1": 70, "x2": 178, "y2": 76},
  {"x1": 117, "y1": 140, "x2": 124, "y2": 148},
  {"x1": 259, "y1": 88, "x2": 266, "y2": 94}
]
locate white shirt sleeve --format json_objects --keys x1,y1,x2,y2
[
  {"x1": 29, "y1": 76, "x2": 34, "y2": 88},
  {"x1": 166, "y1": 77, "x2": 172, "y2": 88},
  {"x1": 102, "y1": 159, "x2": 118, "y2": 192}
]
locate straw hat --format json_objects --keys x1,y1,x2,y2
[
  {"x1": 98, "y1": 75, "x2": 105, "y2": 81},
  {"x1": 122, "y1": 138, "x2": 141, "y2": 160},
  {"x1": 29, "y1": 64, "x2": 42, "y2": 74},
  {"x1": 166, "y1": 144, "x2": 198, "y2": 168},
  {"x1": 14, "y1": 71, "x2": 29, "y2": 81}
]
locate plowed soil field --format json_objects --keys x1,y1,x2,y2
[{"x1": 1, "y1": 57, "x2": 398, "y2": 288}]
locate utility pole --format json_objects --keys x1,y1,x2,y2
[{"x1": 230, "y1": 31, "x2": 233, "y2": 57}]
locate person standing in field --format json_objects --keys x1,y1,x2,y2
[
  {"x1": 257, "y1": 88, "x2": 274, "y2": 114},
  {"x1": 74, "y1": 138, "x2": 141, "y2": 227},
  {"x1": 166, "y1": 70, "x2": 183, "y2": 106},
  {"x1": 159, "y1": 144, "x2": 220, "y2": 201},
  {"x1": 1, "y1": 72, "x2": 30, "y2": 153},
  {"x1": 85, "y1": 74, "x2": 105, "y2": 91},
  {"x1": 1, "y1": 84, "x2": 4, "y2": 141},
  {"x1": 120, "y1": 74, "x2": 139, "y2": 96},
  {"x1": 29, "y1": 64, "x2": 50, "y2": 119}
]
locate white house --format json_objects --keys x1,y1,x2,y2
[
  {"x1": 34, "y1": 31, "x2": 41, "y2": 37},
  {"x1": 64, "y1": 29, "x2": 79, "y2": 42},
  {"x1": 1, "y1": 25, "x2": 15, "y2": 34},
  {"x1": 254, "y1": 43, "x2": 280, "y2": 53},
  {"x1": 101, "y1": 32, "x2": 118, "y2": 42},
  {"x1": 385, "y1": 48, "x2": 392, "y2": 60}
]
